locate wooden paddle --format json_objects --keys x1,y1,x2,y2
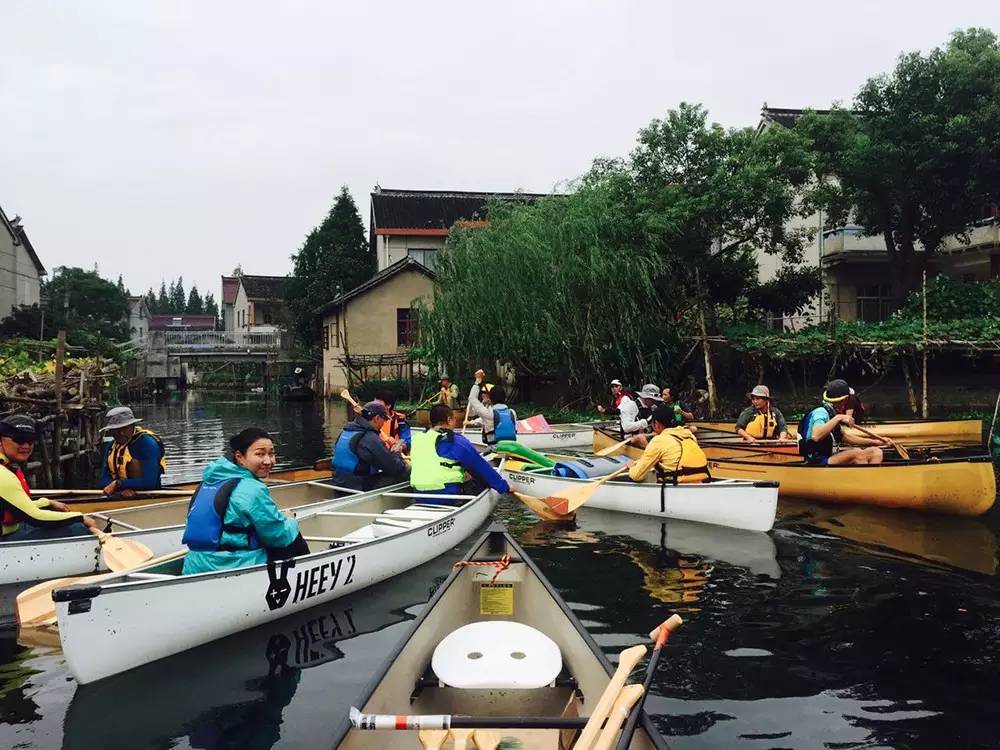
[
  {"x1": 472, "y1": 729, "x2": 504, "y2": 750},
  {"x1": 17, "y1": 547, "x2": 188, "y2": 627},
  {"x1": 512, "y1": 491, "x2": 576, "y2": 523},
  {"x1": 595, "y1": 437, "x2": 633, "y2": 457},
  {"x1": 592, "y1": 684, "x2": 645, "y2": 750},
  {"x1": 544, "y1": 466, "x2": 631, "y2": 516},
  {"x1": 32, "y1": 488, "x2": 194, "y2": 498},
  {"x1": 449, "y1": 728, "x2": 475, "y2": 749},
  {"x1": 418, "y1": 729, "x2": 450, "y2": 750},
  {"x1": 572, "y1": 643, "x2": 647, "y2": 750},
  {"x1": 614, "y1": 615, "x2": 684, "y2": 750},
  {"x1": 851, "y1": 424, "x2": 910, "y2": 459},
  {"x1": 90, "y1": 526, "x2": 154, "y2": 571},
  {"x1": 339, "y1": 388, "x2": 362, "y2": 411}
]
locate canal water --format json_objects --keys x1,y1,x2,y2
[{"x1": 2, "y1": 393, "x2": 999, "y2": 749}]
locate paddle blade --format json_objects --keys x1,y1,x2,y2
[
  {"x1": 16, "y1": 576, "x2": 81, "y2": 626},
  {"x1": 97, "y1": 532, "x2": 154, "y2": 572},
  {"x1": 512, "y1": 492, "x2": 575, "y2": 522}
]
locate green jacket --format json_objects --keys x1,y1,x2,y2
[{"x1": 182, "y1": 457, "x2": 300, "y2": 575}]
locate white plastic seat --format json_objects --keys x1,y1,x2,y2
[
  {"x1": 384, "y1": 509, "x2": 447, "y2": 520},
  {"x1": 431, "y1": 621, "x2": 562, "y2": 689}
]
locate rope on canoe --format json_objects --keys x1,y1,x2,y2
[{"x1": 453, "y1": 553, "x2": 510, "y2": 583}]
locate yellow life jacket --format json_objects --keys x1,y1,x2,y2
[
  {"x1": 107, "y1": 427, "x2": 167, "y2": 481},
  {"x1": 662, "y1": 428, "x2": 710, "y2": 484},
  {"x1": 744, "y1": 409, "x2": 780, "y2": 439}
]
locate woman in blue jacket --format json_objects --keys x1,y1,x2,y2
[{"x1": 182, "y1": 428, "x2": 309, "y2": 575}]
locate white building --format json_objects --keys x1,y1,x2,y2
[{"x1": 0, "y1": 204, "x2": 46, "y2": 317}]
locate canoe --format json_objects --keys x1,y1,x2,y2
[
  {"x1": 413, "y1": 407, "x2": 467, "y2": 427},
  {"x1": 55, "y1": 560, "x2": 450, "y2": 750},
  {"x1": 502, "y1": 464, "x2": 778, "y2": 532},
  {"x1": 42, "y1": 462, "x2": 335, "y2": 514},
  {"x1": 0, "y1": 479, "x2": 361, "y2": 585},
  {"x1": 463, "y1": 423, "x2": 595, "y2": 449},
  {"x1": 53, "y1": 487, "x2": 499, "y2": 684},
  {"x1": 692, "y1": 418, "x2": 983, "y2": 443},
  {"x1": 333, "y1": 525, "x2": 668, "y2": 749},
  {"x1": 597, "y1": 426, "x2": 997, "y2": 516}
]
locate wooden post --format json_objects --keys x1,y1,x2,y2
[
  {"x1": 921, "y1": 270, "x2": 928, "y2": 419},
  {"x1": 695, "y1": 270, "x2": 718, "y2": 416},
  {"x1": 900, "y1": 355, "x2": 918, "y2": 416},
  {"x1": 54, "y1": 330, "x2": 66, "y2": 411}
]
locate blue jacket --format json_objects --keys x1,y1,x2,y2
[
  {"x1": 332, "y1": 417, "x2": 409, "y2": 491},
  {"x1": 419, "y1": 429, "x2": 510, "y2": 495},
  {"x1": 182, "y1": 458, "x2": 300, "y2": 575},
  {"x1": 99, "y1": 433, "x2": 163, "y2": 491}
]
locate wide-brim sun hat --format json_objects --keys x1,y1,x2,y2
[
  {"x1": 638, "y1": 384, "x2": 663, "y2": 401},
  {"x1": 101, "y1": 406, "x2": 143, "y2": 432},
  {"x1": 748, "y1": 385, "x2": 771, "y2": 399}
]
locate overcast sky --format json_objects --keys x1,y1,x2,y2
[{"x1": 2, "y1": 1, "x2": 997, "y2": 304}]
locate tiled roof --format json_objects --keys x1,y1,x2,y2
[
  {"x1": 370, "y1": 188, "x2": 549, "y2": 231},
  {"x1": 239, "y1": 275, "x2": 289, "y2": 300},
  {"x1": 221, "y1": 276, "x2": 239, "y2": 305},
  {"x1": 149, "y1": 315, "x2": 216, "y2": 331},
  {"x1": 315, "y1": 257, "x2": 434, "y2": 316}
]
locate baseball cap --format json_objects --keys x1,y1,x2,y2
[
  {"x1": 0, "y1": 414, "x2": 37, "y2": 440},
  {"x1": 362, "y1": 401, "x2": 389, "y2": 419},
  {"x1": 610, "y1": 379, "x2": 623, "y2": 387},
  {"x1": 823, "y1": 379, "x2": 851, "y2": 402}
]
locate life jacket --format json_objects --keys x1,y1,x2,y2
[
  {"x1": 409, "y1": 429, "x2": 466, "y2": 491},
  {"x1": 333, "y1": 429, "x2": 379, "y2": 476},
  {"x1": 744, "y1": 408, "x2": 780, "y2": 439},
  {"x1": 107, "y1": 427, "x2": 167, "y2": 482},
  {"x1": 0, "y1": 454, "x2": 32, "y2": 529},
  {"x1": 485, "y1": 405, "x2": 517, "y2": 445},
  {"x1": 553, "y1": 455, "x2": 630, "y2": 479},
  {"x1": 659, "y1": 429, "x2": 710, "y2": 484},
  {"x1": 181, "y1": 477, "x2": 259, "y2": 552},
  {"x1": 611, "y1": 390, "x2": 639, "y2": 410},
  {"x1": 380, "y1": 411, "x2": 407, "y2": 443},
  {"x1": 797, "y1": 404, "x2": 839, "y2": 460}
]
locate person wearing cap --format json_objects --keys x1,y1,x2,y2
[
  {"x1": 438, "y1": 376, "x2": 460, "y2": 410},
  {"x1": 626, "y1": 404, "x2": 710, "y2": 484},
  {"x1": 736, "y1": 386, "x2": 790, "y2": 443},
  {"x1": 1, "y1": 414, "x2": 98, "y2": 540},
  {"x1": 597, "y1": 379, "x2": 630, "y2": 416},
  {"x1": 332, "y1": 401, "x2": 410, "y2": 491},
  {"x1": 798, "y1": 379, "x2": 888, "y2": 465},
  {"x1": 409, "y1": 405, "x2": 510, "y2": 503},
  {"x1": 99, "y1": 407, "x2": 167, "y2": 497},
  {"x1": 618, "y1": 384, "x2": 662, "y2": 448},
  {"x1": 467, "y1": 369, "x2": 518, "y2": 446}
]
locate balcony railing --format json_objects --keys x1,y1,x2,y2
[{"x1": 146, "y1": 331, "x2": 284, "y2": 351}]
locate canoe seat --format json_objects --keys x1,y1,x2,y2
[
  {"x1": 432, "y1": 621, "x2": 562, "y2": 689},
  {"x1": 384, "y1": 509, "x2": 448, "y2": 520}
]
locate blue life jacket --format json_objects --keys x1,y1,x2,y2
[
  {"x1": 553, "y1": 456, "x2": 630, "y2": 479},
  {"x1": 181, "y1": 477, "x2": 259, "y2": 552},
  {"x1": 333, "y1": 430, "x2": 377, "y2": 476},
  {"x1": 797, "y1": 404, "x2": 839, "y2": 460},
  {"x1": 491, "y1": 405, "x2": 517, "y2": 443}
]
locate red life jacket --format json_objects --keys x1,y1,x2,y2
[{"x1": 1, "y1": 460, "x2": 31, "y2": 527}]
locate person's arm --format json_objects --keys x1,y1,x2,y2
[
  {"x1": 628, "y1": 441, "x2": 662, "y2": 481},
  {"x1": 840, "y1": 430, "x2": 886, "y2": 447},
  {"x1": 809, "y1": 412, "x2": 848, "y2": 442},
  {"x1": 679, "y1": 404, "x2": 695, "y2": 422},
  {"x1": 398, "y1": 421, "x2": 412, "y2": 452},
  {"x1": 467, "y1": 384, "x2": 490, "y2": 421},
  {"x1": 447, "y1": 435, "x2": 510, "y2": 493},
  {"x1": 117, "y1": 435, "x2": 162, "y2": 491},
  {"x1": 618, "y1": 399, "x2": 647, "y2": 434},
  {"x1": 1, "y1": 471, "x2": 84, "y2": 525},
  {"x1": 735, "y1": 408, "x2": 755, "y2": 442},
  {"x1": 239, "y1": 484, "x2": 299, "y2": 549},
  {"x1": 361, "y1": 433, "x2": 409, "y2": 475}
]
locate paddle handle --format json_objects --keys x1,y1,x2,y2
[
  {"x1": 592, "y1": 684, "x2": 645, "y2": 750},
  {"x1": 852, "y1": 424, "x2": 909, "y2": 459},
  {"x1": 339, "y1": 389, "x2": 361, "y2": 409},
  {"x1": 573, "y1": 644, "x2": 647, "y2": 750},
  {"x1": 648, "y1": 614, "x2": 684, "y2": 643},
  {"x1": 596, "y1": 437, "x2": 632, "y2": 457}
]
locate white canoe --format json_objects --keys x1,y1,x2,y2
[
  {"x1": 503, "y1": 467, "x2": 778, "y2": 532},
  {"x1": 462, "y1": 423, "x2": 595, "y2": 449},
  {"x1": 54, "y1": 487, "x2": 499, "y2": 684},
  {"x1": 0, "y1": 479, "x2": 362, "y2": 586}
]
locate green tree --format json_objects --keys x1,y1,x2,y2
[
  {"x1": 116, "y1": 274, "x2": 127, "y2": 296},
  {"x1": 169, "y1": 277, "x2": 186, "y2": 314},
  {"x1": 204, "y1": 292, "x2": 219, "y2": 319},
  {"x1": 156, "y1": 281, "x2": 169, "y2": 313},
  {"x1": 287, "y1": 186, "x2": 376, "y2": 345},
  {"x1": 186, "y1": 285, "x2": 204, "y2": 314},
  {"x1": 0, "y1": 267, "x2": 129, "y2": 352},
  {"x1": 798, "y1": 28, "x2": 1000, "y2": 300}
]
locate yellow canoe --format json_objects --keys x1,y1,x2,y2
[
  {"x1": 692, "y1": 418, "x2": 982, "y2": 443},
  {"x1": 592, "y1": 427, "x2": 997, "y2": 516}
]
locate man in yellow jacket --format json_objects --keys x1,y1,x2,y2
[
  {"x1": 1, "y1": 414, "x2": 97, "y2": 541},
  {"x1": 626, "y1": 404, "x2": 710, "y2": 484}
]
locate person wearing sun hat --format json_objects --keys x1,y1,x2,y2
[
  {"x1": 617, "y1": 383, "x2": 662, "y2": 449},
  {"x1": 99, "y1": 406, "x2": 167, "y2": 497},
  {"x1": 797, "y1": 379, "x2": 888, "y2": 465},
  {"x1": 736, "y1": 385, "x2": 790, "y2": 443}
]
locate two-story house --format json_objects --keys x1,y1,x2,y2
[
  {"x1": 127, "y1": 296, "x2": 152, "y2": 342},
  {"x1": 232, "y1": 275, "x2": 290, "y2": 332},
  {"x1": 0, "y1": 204, "x2": 46, "y2": 317}
]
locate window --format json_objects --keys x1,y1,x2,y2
[
  {"x1": 856, "y1": 284, "x2": 893, "y2": 322},
  {"x1": 407, "y1": 248, "x2": 437, "y2": 271},
  {"x1": 397, "y1": 308, "x2": 419, "y2": 346},
  {"x1": 323, "y1": 325, "x2": 330, "y2": 350}
]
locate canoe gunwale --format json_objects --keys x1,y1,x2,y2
[{"x1": 331, "y1": 524, "x2": 669, "y2": 750}]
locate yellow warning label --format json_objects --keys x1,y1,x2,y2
[{"x1": 479, "y1": 583, "x2": 514, "y2": 616}]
